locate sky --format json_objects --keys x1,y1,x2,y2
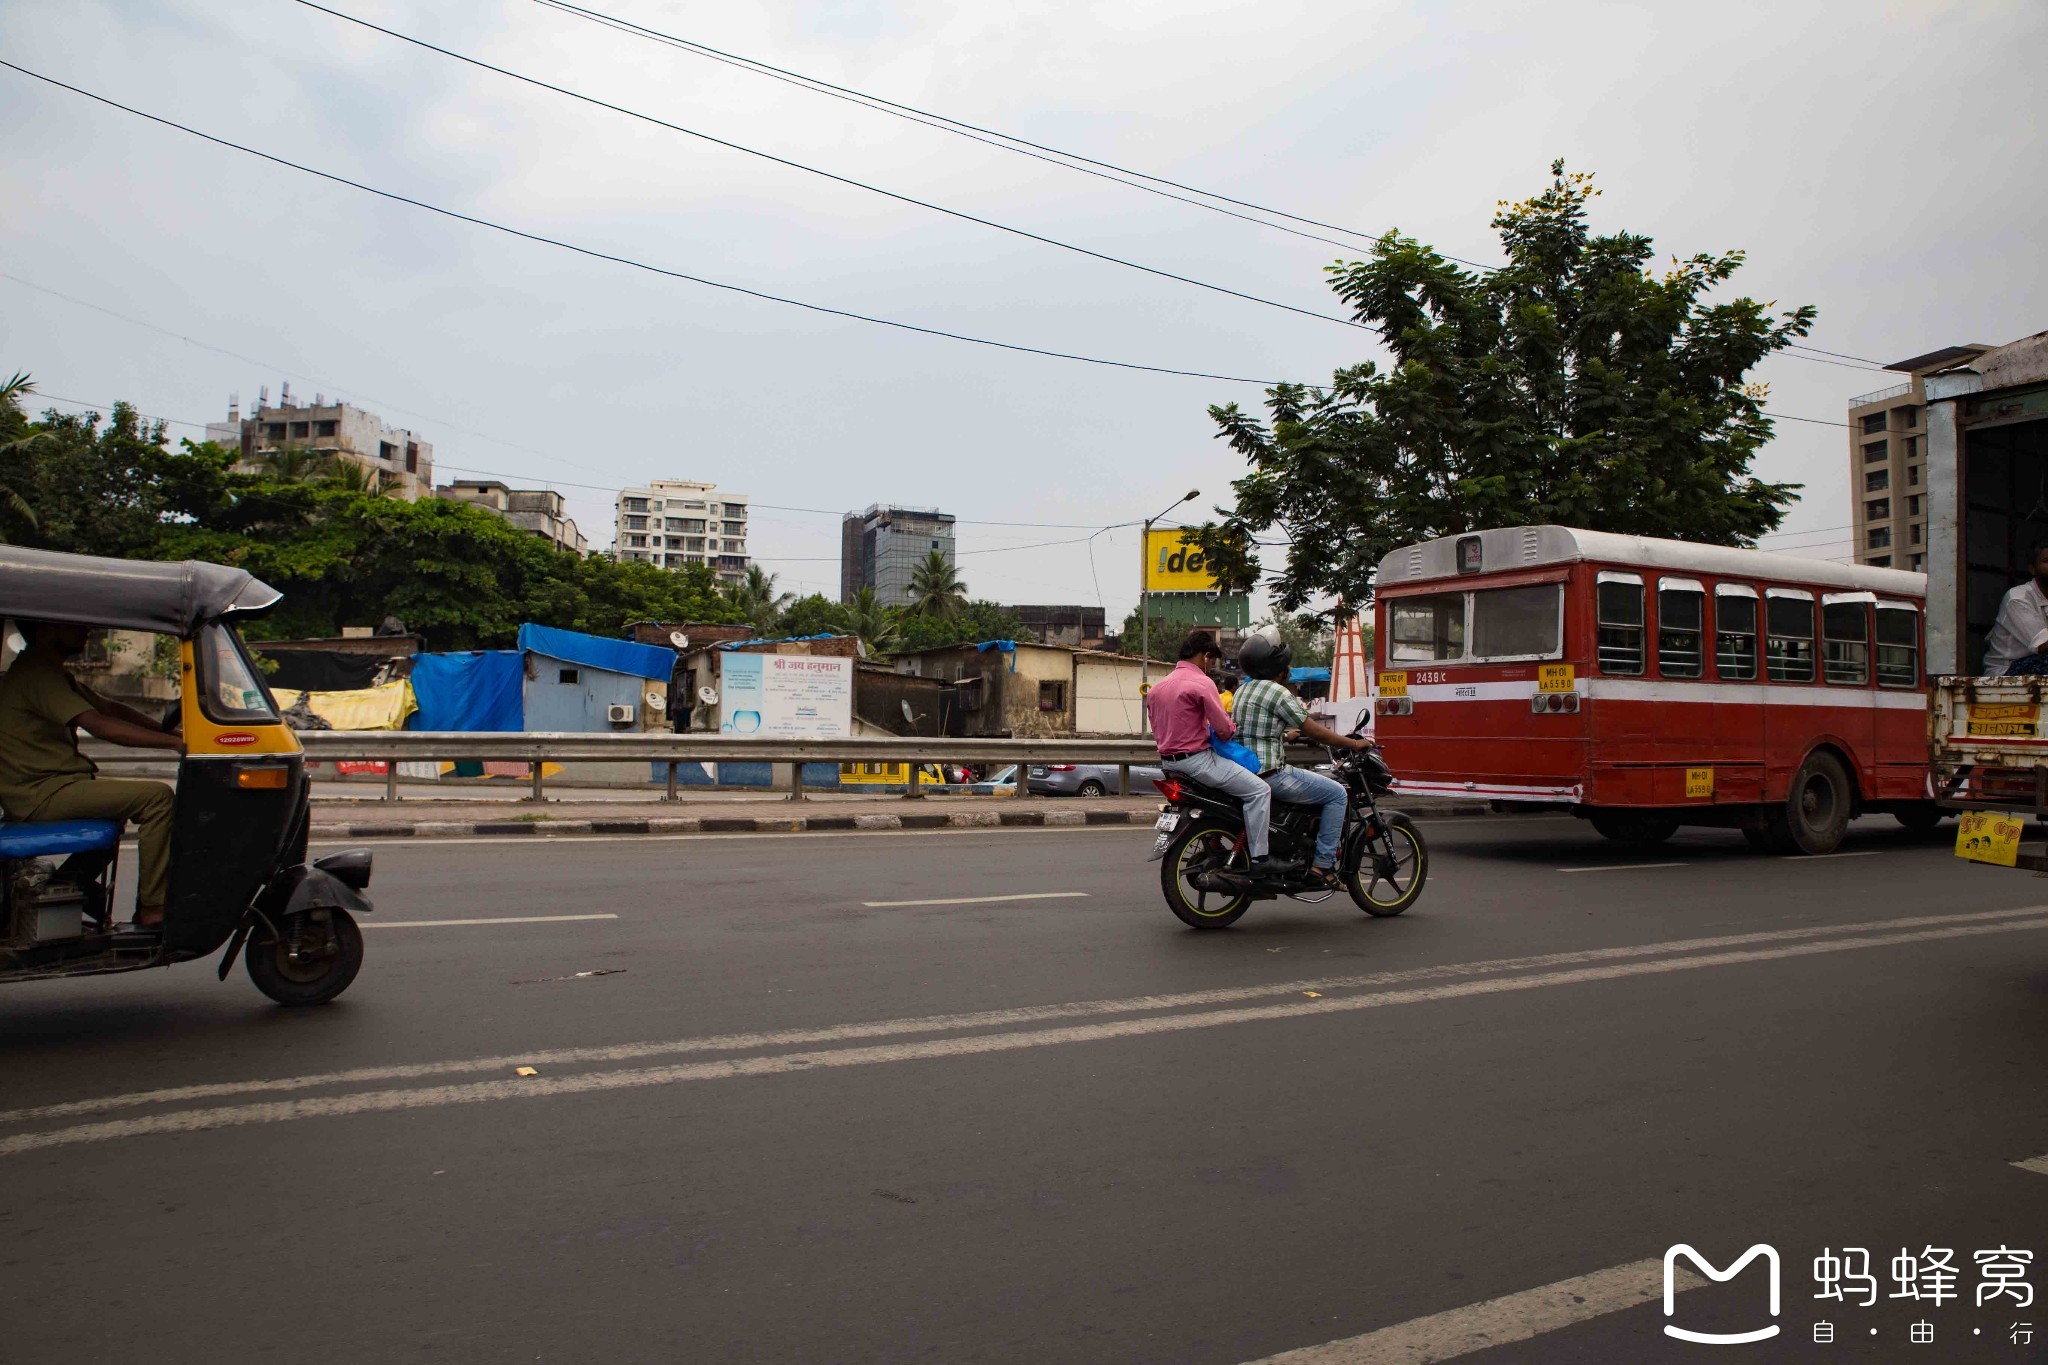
[{"x1": 2, "y1": 0, "x2": 2043, "y2": 620}]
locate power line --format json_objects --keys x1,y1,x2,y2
[
  {"x1": 0, "y1": 58, "x2": 1287, "y2": 388},
  {"x1": 292, "y1": 1, "x2": 1366, "y2": 333},
  {"x1": 528, "y1": 0, "x2": 1509, "y2": 268}
]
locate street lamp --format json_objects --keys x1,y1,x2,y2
[{"x1": 1140, "y1": 488, "x2": 1202, "y2": 692}]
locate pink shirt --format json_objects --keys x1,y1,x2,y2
[{"x1": 1146, "y1": 659, "x2": 1235, "y2": 755}]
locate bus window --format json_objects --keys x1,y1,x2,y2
[
  {"x1": 1657, "y1": 578, "x2": 1705, "y2": 678},
  {"x1": 1596, "y1": 572, "x2": 1645, "y2": 675},
  {"x1": 1389, "y1": 592, "x2": 1465, "y2": 662},
  {"x1": 1822, "y1": 593, "x2": 1873, "y2": 685},
  {"x1": 1715, "y1": 585, "x2": 1759, "y2": 679},
  {"x1": 1876, "y1": 603, "x2": 1921, "y2": 688},
  {"x1": 1470, "y1": 583, "x2": 1563, "y2": 660},
  {"x1": 1765, "y1": 589, "x2": 1817, "y2": 683}
]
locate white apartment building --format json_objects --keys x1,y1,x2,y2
[{"x1": 614, "y1": 479, "x2": 751, "y2": 585}]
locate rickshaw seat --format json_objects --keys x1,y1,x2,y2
[{"x1": 0, "y1": 819, "x2": 122, "y2": 860}]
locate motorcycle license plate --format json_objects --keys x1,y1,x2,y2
[
  {"x1": 1148, "y1": 812, "x2": 1179, "y2": 862},
  {"x1": 1154, "y1": 812, "x2": 1180, "y2": 832}
]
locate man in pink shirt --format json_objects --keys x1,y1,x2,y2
[{"x1": 1145, "y1": 630, "x2": 1275, "y2": 872}]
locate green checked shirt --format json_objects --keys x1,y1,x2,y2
[{"x1": 1230, "y1": 677, "x2": 1307, "y2": 775}]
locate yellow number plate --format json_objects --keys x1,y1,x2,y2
[
  {"x1": 1956, "y1": 811, "x2": 2024, "y2": 867},
  {"x1": 1538, "y1": 664, "x2": 1576, "y2": 692},
  {"x1": 1967, "y1": 703, "x2": 2040, "y2": 738},
  {"x1": 1685, "y1": 767, "x2": 1714, "y2": 799},
  {"x1": 1378, "y1": 671, "x2": 1408, "y2": 698}
]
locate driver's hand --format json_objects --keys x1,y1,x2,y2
[{"x1": 1283, "y1": 728, "x2": 1302, "y2": 741}]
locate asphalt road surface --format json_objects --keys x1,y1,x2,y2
[{"x1": 6, "y1": 814, "x2": 2048, "y2": 1364}]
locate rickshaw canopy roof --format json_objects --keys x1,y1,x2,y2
[{"x1": 0, "y1": 546, "x2": 282, "y2": 636}]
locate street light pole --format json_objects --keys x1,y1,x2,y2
[{"x1": 1139, "y1": 488, "x2": 1201, "y2": 702}]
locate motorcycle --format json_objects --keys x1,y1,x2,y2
[{"x1": 1148, "y1": 730, "x2": 1427, "y2": 929}]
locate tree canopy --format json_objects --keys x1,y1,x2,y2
[{"x1": 1196, "y1": 162, "x2": 1812, "y2": 614}]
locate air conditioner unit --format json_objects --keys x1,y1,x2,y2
[{"x1": 607, "y1": 703, "x2": 636, "y2": 725}]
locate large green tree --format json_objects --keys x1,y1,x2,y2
[{"x1": 1198, "y1": 162, "x2": 1811, "y2": 614}]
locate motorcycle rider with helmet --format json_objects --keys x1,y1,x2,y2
[{"x1": 1232, "y1": 626, "x2": 1377, "y2": 889}]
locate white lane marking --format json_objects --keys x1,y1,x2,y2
[
  {"x1": 362, "y1": 914, "x2": 619, "y2": 929},
  {"x1": 1557, "y1": 862, "x2": 1687, "y2": 873},
  {"x1": 2013, "y1": 1154, "x2": 2048, "y2": 1177},
  {"x1": 7, "y1": 915, "x2": 2047, "y2": 1156},
  {"x1": 1240, "y1": 1258, "x2": 1700, "y2": 1364},
  {"x1": 9, "y1": 904, "x2": 2042, "y2": 1126},
  {"x1": 312, "y1": 826, "x2": 1147, "y2": 849},
  {"x1": 861, "y1": 892, "x2": 1090, "y2": 908},
  {"x1": 1778, "y1": 850, "x2": 1885, "y2": 861}
]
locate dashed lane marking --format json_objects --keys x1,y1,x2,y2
[
  {"x1": 362, "y1": 914, "x2": 619, "y2": 929},
  {"x1": 1557, "y1": 861, "x2": 1687, "y2": 873},
  {"x1": 4, "y1": 912, "x2": 2046, "y2": 1156},
  {"x1": 1239, "y1": 1258, "x2": 1700, "y2": 1363},
  {"x1": 2013, "y1": 1154, "x2": 2048, "y2": 1177},
  {"x1": 861, "y1": 892, "x2": 1090, "y2": 908}
]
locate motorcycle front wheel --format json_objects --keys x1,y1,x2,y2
[
  {"x1": 1347, "y1": 812, "x2": 1427, "y2": 916},
  {"x1": 1160, "y1": 824, "x2": 1252, "y2": 929}
]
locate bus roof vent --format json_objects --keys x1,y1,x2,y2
[
  {"x1": 1405, "y1": 547, "x2": 1423, "y2": 577},
  {"x1": 1521, "y1": 528, "x2": 1541, "y2": 562}
]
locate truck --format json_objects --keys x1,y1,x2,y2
[{"x1": 1920, "y1": 330, "x2": 2048, "y2": 869}]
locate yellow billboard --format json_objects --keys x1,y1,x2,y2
[{"x1": 1145, "y1": 528, "x2": 1222, "y2": 592}]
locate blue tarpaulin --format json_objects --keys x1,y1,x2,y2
[
  {"x1": 517, "y1": 623, "x2": 674, "y2": 681},
  {"x1": 410, "y1": 651, "x2": 523, "y2": 732},
  {"x1": 1290, "y1": 666, "x2": 1331, "y2": 684}
]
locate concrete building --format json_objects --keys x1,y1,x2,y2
[
  {"x1": 893, "y1": 641, "x2": 1150, "y2": 737},
  {"x1": 840, "y1": 505, "x2": 955, "y2": 605},
  {"x1": 209, "y1": 385, "x2": 435, "y2": 499},
  {"x1": 1009, "y1": 605, "x2": 1108, "y2": 649},
  {"x1": 437, "y1": 480, "x2": 587, "y2": 555},
  {"x1": 615, "y1": 479, "x2": 750, "y2": 584},
  {"x1": 1849, "y1": 346, "x2": 1993, "y2": 571}
]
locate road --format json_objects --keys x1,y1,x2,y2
[{"x1": 5, "y1": 814, "x2": 2048, "y2": 1363}]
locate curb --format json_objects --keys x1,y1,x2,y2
[{"x1": 306, "y1": 799, "x2": 1494, "y2": 841}]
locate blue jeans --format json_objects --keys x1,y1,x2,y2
[
  {"x1": 1265, "y1": 765, "x2": 1348, "y2": 868},
  {"x1": 1163, "y1": 748, "x2": 1272, "y2": 858}
]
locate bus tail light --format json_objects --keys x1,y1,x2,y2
[
  {"x1": 1376, "y1": 697, "x2": 1413, "y2": 717},
  {"x1": 1531, "y1": 692, "x2": 1581, "y2": 715}
]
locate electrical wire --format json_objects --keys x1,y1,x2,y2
[
  {"x1": 292, "y1": 1, "x2": 1365, "y2": 332},
  {"x1": 0, "y1": 58, "x2": 1287, "y2": 388}
]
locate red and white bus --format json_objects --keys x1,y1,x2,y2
[{"x1": 1371, "y1": 526, "x2": 1932, "y2": 854}]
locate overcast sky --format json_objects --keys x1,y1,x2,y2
[{"x1": 3, "y1": 0, "x2": 2043, "y2": 619}]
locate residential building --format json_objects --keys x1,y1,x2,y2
[
  {"x1": 614, "y1": 479, "x2": 751, "y2": 585},
  {"x1": 437, "y1": 480, "x2": 587, "y2": 555},
  {"x1": 893, "y1": 641, "x2": 1150, "y2": 737},
  {"x1": 1848, "y1": 345, "x2": 1993, "y2": 571},
  {"x1": 840, "y1": 505, "x2": 956, "y2": 605},
  {"x1": 1009, "y1": 604, "x2": 1108, "y2": 649},
  {"x1": 210, "y1": 384, "x2": 435, "y2": 499}
]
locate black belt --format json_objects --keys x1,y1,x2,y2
[{"x1": 1160, "y1": 750, "x2": 1204, "y2": 761}]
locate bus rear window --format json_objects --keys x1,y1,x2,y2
[
  {"x1": 1716, "y1": 590, "x2": 1758, "y2": 680},
  {"x1": 1822, "y1": 599, "x2": 1870, "y2": 685},
  {"x1": 1596, "y1": 578, "x2": 1644, "y2": 675},
  {"x1": 1876, "y1": 604, "x2": 1920, "y2": 687},
  {"x1": 1388, "y1": 593, "x2": 1465, "y2": 663},
  {"x1": 1766, "y1": 594, "x2": 1816, "y2": 683},
  {"x1": 1469, "y1": 584, "x2": 1562, "y2": 660}
]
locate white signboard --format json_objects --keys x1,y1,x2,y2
[{"x1": 718, "y1": 653, "x2": 853, "y2": 739}]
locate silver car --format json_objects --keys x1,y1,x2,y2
[{"x1": 1026, "y1": 762, "x2": 1162, "y2": 797}]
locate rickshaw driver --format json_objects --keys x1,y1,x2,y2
[{"x1": 0, "y1": 620, "x2": 183, "y2": 928}]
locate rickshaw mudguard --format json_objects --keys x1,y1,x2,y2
[{"x1": 217, "y1": 857, "x2": 373, "y2": 981}]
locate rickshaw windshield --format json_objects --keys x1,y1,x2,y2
[{"x1": 197, "y1": 621, "x2": 280, "y2": 724}]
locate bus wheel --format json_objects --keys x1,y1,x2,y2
[
  {"x1": 1893, "y1": 803, "x2": 1949, "y2": 833},
  {"x1": 1765, "y1": 751, "x2": 1853, "y2": 855},
  {"x1": 1587, "y1": 810, "x2": 1680, "y2": 848}
]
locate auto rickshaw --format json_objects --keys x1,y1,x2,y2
[{"x1": 0, "y1": 546, "x2": 372, "y2": 1004}]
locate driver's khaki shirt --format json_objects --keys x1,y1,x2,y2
[{"x1": 0, "y1": 645, "x2": 100, "y2": 817}]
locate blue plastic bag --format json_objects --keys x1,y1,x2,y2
[{"x1": 1210, "y1": 730, "x2": 1263, "y2": 775}]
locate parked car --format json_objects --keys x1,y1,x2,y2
[{"x1": 1026, "y1": 762, "x2": 1162, "y2": 797}]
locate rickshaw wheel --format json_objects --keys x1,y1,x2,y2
[{"x1": 246, "y1": 908, "x2": 364, "y2": 1006}]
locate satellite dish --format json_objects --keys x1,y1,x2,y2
[
  {"x1": 901, "y1": 699, "x2": 930, "y2": 726},
  {"x1": 669, "y1": 630, "x2": 690, "y2": 649},
  {"x1": 644, "y1": 690, "x2": 665, "y2": 711},
  {"x1": 698, "y1": 686, "x2": 719, "y2": 706}
]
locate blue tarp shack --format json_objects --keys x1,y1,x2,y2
[
  {"x1": 410, "y1": 651, "x2": 524, "y2": 731},
  {"x1": 517, "y1": 624, "x2": 674, "y2": 732}
]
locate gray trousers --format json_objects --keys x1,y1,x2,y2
[{"x1": 1163, "y1": 748, "x2": 1272, "y2": 858}]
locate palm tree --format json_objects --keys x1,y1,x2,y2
[
  {"x1": 845, "y1": 586, "x2": 903, "y2": 656},
  {"x1": 258, "y1": 445, "x2": 327, "y2": 483},
  {"x1": 0, "y1": 372, "x2": 45, "y2": 542},
  {"x1": 728, "y1": 564, "x2": 793, "y2": 635},
  {"x1": 906, "y1": 549, "x2": 966, "y2": 620},
  {"x1": 320, "y1": 458, "x2": 398, "y2": 497}
]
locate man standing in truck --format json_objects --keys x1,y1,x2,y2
[{"x1": 1983, "y1": 542, "x2": 2048, "y2": 676}]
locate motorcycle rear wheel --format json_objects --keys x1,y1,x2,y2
[{"x1": 1160, "y1": 824, "x2": 1252, "y2": 929}]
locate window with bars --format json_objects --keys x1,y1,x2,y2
[
  {"x1": 1657, "y1": 581, "x2": 1704, "y2": 678},
  {"x1": 1715, "y1": 589, "x2": 1758, "y2": 680},
  {"x1": 1766, "y1": 594, "x2": 1816, "y2": 682},
  {"x1": 1876, "y1": 605, "x2": 1920, "y2": 687},
  {"x1": 1822, "y1": 599, "x2": 1870, "y2": 685},
  {"x1": 1596, "y1": 577, "x2": 1645, "y2": 675}
]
